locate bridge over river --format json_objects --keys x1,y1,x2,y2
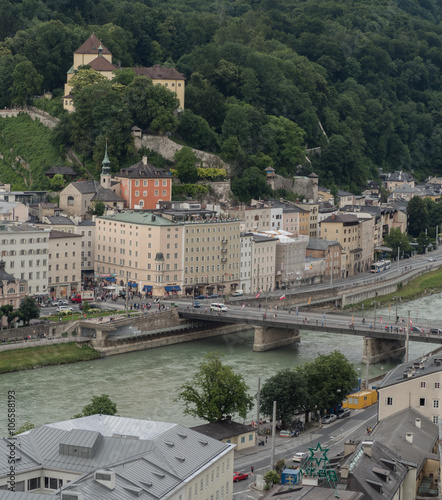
[{"x1": 179, "y1": 305, "x2": 442, "y2": 363}]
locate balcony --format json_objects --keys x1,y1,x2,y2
[
  {"x1": 221, "y1": 257, "x2": 227, "y2": 263},
  {"x1": 221, "y1": 238, "x2": 228, "y2": 244},
  {"x1": 221, "y1": 248, "x2": 227, "y2": 253}
]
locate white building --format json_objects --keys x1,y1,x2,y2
[
  {"x1": 0, "y1": 415, "x2": 235, "y2": 500},
  {"x1": 239, "y1": 232, "x2": 253, "y2": 293},
  {"x1": 0, "y1": 222, "x2": 50, "y2": 299}
]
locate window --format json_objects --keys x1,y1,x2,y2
[
  {"x1": 386, "y1": 397, "x2": 393, "y2": 406},
  {"x1": 435, "y1": 382, "x2": 440, "y2": 389},
  {"x1": 434, "y1": 400, "x2": 439, "y2": 408},
  {"x1": 211, "y1": 471, "x2": 214, "y2": 483},
  {"x1": 433, "y1": 416, "x2": 439, "y2": 424},
  {"x1": 420, "y1": 381, "x2": 426, "y2": 389},
  {"x1": 419, "y1": 398, "x2": 426, "y2": 407},
  {"x1": 155, "y1": 190, "x2": 159, "y2": 196},
  {"x1": 241, "y1": 436, "x2": 245, "y2": 443},
  {"x1": 27, "y1": 478, "x2": 40, "y2": 491}
]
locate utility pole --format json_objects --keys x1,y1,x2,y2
[
  {"x1": 406, "y1": 310, "x2": 410, "y2": 363},
  {"x1": 256, "y1": 378, "x2": 261, "y2": 437},
  {"x1": 365, "y1": 339, "x2": 370, "y2": 390},
  {"x1": 330, "y1": 248, "x2": 333, "y2": 288},
  {"x1": 437, "y1": 225, "x2": 439, "y2": 250},
  {"x1": 125, "y1": 272, "x2": 129, "y2": 317},
  {"x1": 374, "y1": 302, "x2": 377, "y2": 328},
  {"x1": 397, "y1": 246, "x2": 400, "y2": 271},
  {"x1": 271, "y1": 401, "x2": 276, "y2": 470}
]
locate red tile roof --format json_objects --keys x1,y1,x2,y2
[
  {"x1": 132, "y1": 65, "x2": 185, "y2": 80},
  {"x1": 74, "y1": 33, "x2": 111, "y2": 55},
  {"x1": 88, "y1": 57, "x2": 117, "y2": 72}
]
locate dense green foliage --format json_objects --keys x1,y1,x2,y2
[
  {"x1": 177, "y1": 351, "x2": 253, "y2": 422},
  {"x1": 74, "y1": 394, "x2": 118, "y2": 418},
  {"x1": 18, "y1": 297, "x2": 40, "y2": 325},
  {"x1": 260, "y1": 351, "x2": 358, "y2": 423},
  {"x1": 1, "y1": 0, "x2": 442, "y2": 193}
]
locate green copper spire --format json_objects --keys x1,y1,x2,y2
[{"x1": 101, "y1": 139, "x2": 110, "y2": 175}]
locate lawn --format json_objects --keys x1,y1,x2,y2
[{"x1": 0, "y1": 343, "x2": 101, "y2": 374}]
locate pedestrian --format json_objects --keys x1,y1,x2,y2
[
  {"x1": 265, "y1": 436, "x2": 267, "y2": 444},
  {"x1": 251, "y1": 466, "x2": 254, "y2": 475},
  {"x1": 366, "y1": 426, "x2": 370, "y2": 435}
]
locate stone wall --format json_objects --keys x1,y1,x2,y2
[
  {"x1": 0, "y1": 321, "x2": 76, "y2": 341},
  {"x1": 0, "y1": 107, "x2": 59, "y2": 129},
  {"x1": 137, "y1": 135, "x2": 231, "y2": 172},
  {"x1": 270, "y1": 175, "x2": 318, "y2": 203}
]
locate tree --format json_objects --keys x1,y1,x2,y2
[
  {"x1": 74, "y1": 394, "x2": 117, "y2": 418},
  {"x1": 69, "y1": 68, "x2": 106, "y2": 94},
  {"x1": 231, "y1": 167, "x2": 271, "y2": 202},
  {"x1": 90, "y1": 200, "x2": 105, "y2": 216},
  {"x1": 177, "y1": 352, "x2": 253, "y2": 423},
  {"x1": 10, "y1": 60, "x2": 43, "y2": 106},
  {"x1": 14, "y1": 421, "x2": 35, "y2": 435},
  {"x1": 260, "y1": 369, "x2": 309, "y2": 426},
  {"x1": 383, "y1": 228, "x2": 411, "y2": 257},
  {"x1": 0, "y1": 305, "x2": 21, "y2": 328},
  {"x1": 407, "y1": 196, "x2": 429, "y2": 238},
  {"x1": 303, "y1": 351, "x2": 358, "y2": 414},
  {"x1": 49, "y1": 174, "x2": 65, "y2": 192},
  {"x1": 263, "y1": 470, "x2": 280, "y2": 485},
  {"x1": 174, "y1": 147, "x2": 199, "y2": 184},
  {"x1": 18, "y1": 296, "x2": 40, "y2": 325}
]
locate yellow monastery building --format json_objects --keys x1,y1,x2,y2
[{"x1": 63, "y1": 33, "x2": 185, "y2": 112}]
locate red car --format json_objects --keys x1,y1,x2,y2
[{"x1": 233, "y1": 472, "x2": 248, "y2": 482}]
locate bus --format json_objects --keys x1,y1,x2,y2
[{"x1": 370, "y1": 260, "x2": 391, "y2": 273}]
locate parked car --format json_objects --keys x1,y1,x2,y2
[
  {"x1": 336, "y1": 408, "x2": 351, "y2": 419},
  {"x1": 292, "y1": 452, "x2": 309, "y2": 462},
  {"x1": 279, "y1": 430, "x2": 292, "y2": 438},
  {"x1": 411, "y1": 326, "x2": 423, "y2": 333},
  {"x1": 428, "y1": 257, "x2": 435, "y2": 262},
  {"x1": 210, "y1": 303, "x2": 228, "y2": 312},
  {"x1": 429, "y1": 328, "x2": 442, "y2": 334},
  {"x1": 232, "y1": 290, "x2": 244, "y2": 297},
  {"x1": 321, "y1": 414, "x2": 337, "y2": 424},
  {"x1": 208, "y1": 294, "x2": 219, "y2": 299},
  {"x1": 52, "y1": 300, "x2": 68, "y2": 307},
  {"x1": 233, "y1": 472, "x2": 248, "y2": 482},
  {"x1": 196, "y1": 294, "x2": 208, "y2": 300},
  {"x1": 57, "y1": 306, "x2": 73, "y2": 313},
  {"x1": 193, "y1": 301, "x2": 200, "y2": 308}
]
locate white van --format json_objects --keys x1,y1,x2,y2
[
  {"x1": 57, "y1": 306, "x2": 73, "y2": 313},
  {"x1": 210, "y1": 303, "x2": 228, "y2": 312},
  {"x1": 232, "y1": 290, "x2": 244, "y2": 297}
]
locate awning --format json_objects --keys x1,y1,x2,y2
[
  {"x1": 165, "y1": 285, "x2": 181, "y2": 292},
  {"x1": 143, "y1": 285, "x2": 153, "y2": 292},
  {"x1": 104, "y1": 277, "x2": 116, "y2": 282}
]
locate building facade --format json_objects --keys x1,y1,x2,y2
[
  {"x1": 95, "y1": 211, "x2": 184, "y2": 296},
  {"x1": 0, "y1": 222, "x2": 50, "y2": 298},
  {"x1": 48, "y1": 230, "x2": 82, "y2": 299}
]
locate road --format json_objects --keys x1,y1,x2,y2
[{"x1": 232, "y1": 405, "x2": 378, "y2": 500}]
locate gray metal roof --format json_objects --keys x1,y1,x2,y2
[
  {"x1": 46, "y1": 216, "x2": 74, "y2": 225},
  {"x1": 379, "y1": 353, "x2": 442, "y2": 389},
  {"x1": 0, "y1": 415, "x2": 232, "y2": 500},
  {"x1": 307, "y1": 239, "x2": 340, "y2": 251},
  {"x1": 371, "y1": 408, "x2": 438, "y2": 475}
]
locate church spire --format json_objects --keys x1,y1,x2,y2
[{"x1": 101, "y1": 139, "x2": 110, "y2": 175}]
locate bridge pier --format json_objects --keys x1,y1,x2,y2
[
  {"x1": 253, "y1": 326, "x2": 300, "y2": 352},
  {"x1": 362, "y1": 337, "x2": 405, "y2": 364}
]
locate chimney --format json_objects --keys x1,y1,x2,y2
[
  {"x1": 415, "y1": 418, "x2": 421, "y2": 429},
  {"x1": 340, "y1": 465, "x2": 349, "y2": 479},
  {"x1": 332, "y1": 213, "x2": 336, "y2": 220},
  {"x1": 142, "y1": 156, "x2": 148, "y2": 165},
  {"x1": 405, "y1": 432, "x2": 413, "y2": 444},
  {"x1": 362, "y1": 441, "x2": 373, "y2": 457},
  {"x1": 344, "y1": 440, "x2": 357, "y2": 456}
]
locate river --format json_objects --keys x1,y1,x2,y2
[{"x1": 1, "y1": 293, "x2": 441, "y2": 436}]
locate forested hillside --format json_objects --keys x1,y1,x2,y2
[{"x1": 0, "y1": 0, "x2": 442, "y2": 194}]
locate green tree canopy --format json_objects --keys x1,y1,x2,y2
[
  {"x1": 407, "y1": 196, "x2": 429, "y2": 238},
  {"x1": 74, "y1": 394, "x2": 118, "y2": 418},
  {"x1": 69, "y1": 67, "x2": 106, "y2": 94},
  {"x1": 177, "y1": 352, "x2": 253, "y2": 423},
  {"x1": 18, "y1": 296, "x2": 40, "y2": 325},
  {"x1": 90, "y1": 200, "x2": 105, "y2": 216},
  {"x1": 11, "y1": 60, "x2": 43, "y2": 106},
  {"x1": 260, "y1": 368, "x2": 308, "y2": 426},
  {"x1": 383, "y1": 228, "x2": 411, "y2": 257},
  {"x1": 174, "y1": 147, "x2": 199, "y2": 184},
  {"x1": 49, "y1": 173, "x2": 66, "y2": 191}
]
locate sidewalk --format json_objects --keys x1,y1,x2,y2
[{"x1": 234, "y1": 422, "x2": 321, "y2": 459}]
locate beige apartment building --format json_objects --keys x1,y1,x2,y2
[
  {"x1": 95, "y1": 211, "x2": 184, "y2": 296},
  {"x1": 320, "y1": 214, "x2": 362, "y2": 278},
  {"x1": 180, "y1": 219, "x2": 241, "y2": 296},
  {"x1": 229, "y1": 204, "x2": 271, "y2": 232},
  {"x1": 294, "y1": 201, "x2": 319, "y2": 237},
  {"x1": 48, "y1": 230, "x2": 82, "y2": 299},
  {"x1": 251, "y1": 234, "x2": 277, "y2": 294},
  {"x1": 378, "y1": 354, "x2": 442, "y2": 424}
]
